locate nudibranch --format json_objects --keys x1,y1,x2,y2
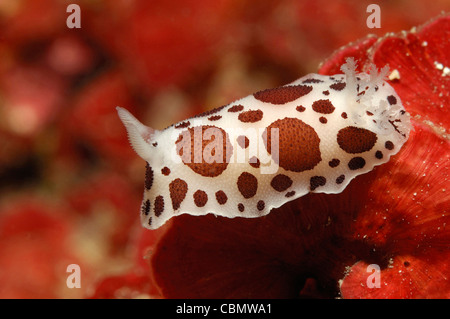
[{"x1": 118, "y1": 58, "x2": 411, "y2": 230}]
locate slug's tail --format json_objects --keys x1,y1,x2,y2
[{"x1": 116, "y1": 107, "x2": 157, "y2": 161}]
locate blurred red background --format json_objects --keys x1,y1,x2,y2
[{"x1": 0, "y1": 0, "x2": 448, "y2": 298}]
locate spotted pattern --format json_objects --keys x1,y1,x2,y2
[
  {"x1": 263, "y1": 118, "x2": 322, "y2": 172},
  {"x1": 238, "y1": 110, "x2": 263, "y2": 123},
  {"x1": 193, "y1": 190, "x2": 208, "y2": 207},
  {"x1": 228, "y1": 104, "x2": 244, "y2": 113},
  {"x1": 237, "y1": 172, "x2": 258, "y2": 198},
  {"x1": 215, "y1": 190, "x2": 228, "y2": 205},
  {"x1": 192, "y1": 104, "x2": 227, "y2": 119},
  {"x1": 249, "y1": 156, "x2": 260, "y2": 168},
  {"x1": 208, "y1": 115, "x2": 222, "y2": 121},
  {"x1": 385, "y1": 141, "x2": 394, "y2": 150},
  {"x1": 310, "y1": 176, "x2": 326, "y2": 191},
  {"x1": 119, "y1": 59, "x2": 411, "y2": 230},
  {"x1": 387, "y1": 95, "x2": 397, "y2": 105},
  {"x1": 312, "y1": 99, "x2": 335, "y2": 114},
  {"x1": 169, "y1": 178, "x2": 188, "y2": 210},
  {"x1": 330, "y1": 82, "x2": 346, "y2": 91},
  {"x1": 257, "y1": 200, "x2": 265, "y2": 211},
  {"x1": 296, "y1": 105, "x2": 306, "y2": 112},
  {"x1": 271, "y1": 174, "x2": 293, "y2": 192},
  {"x1": 303, "y1": 79, "x2": 323, "y2": 84},
  {"x1": 337, "y1": 126, "x2": 377, "y2": 154},
  {"x1": 145, "y1": 163, "x2": 154, "y2": 190},
  {"x1": 176, "y1": 125, "x2": 232, "y2": 177},
  {"x1": 175, "y1": 121, "x2": 190, "y2": 129},
  {"x1": 253, "y1": 85, "x2": 312, "y2": 104},
  {"x1": 237, "y1": 135, "x2": 249, "y2": 149},
  {"x1": 348, "y1": 157, "x2": 366, "y2": 170},
  {"x1": 161, "y1": 167, "x2": 171, "y2": 176},
  {"x1": 336, "y1": 175, "x2": 345, "y2": 184},
  {"x1": 328, "y1": 159, "x2": 340, "y2": 168},
  {"x1": 154, "y1": 196, "x2": 164, "y2": 217},
  {"x1": 142, "y1": 199, "x2": 150, "y2": 216},
  {"x1": 285, "y1": 191, "x2": 296, "y2": 198}
]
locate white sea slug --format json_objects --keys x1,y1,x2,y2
[{"x1": 118, "y1": 58, "x2": 411, "y2": 230}]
